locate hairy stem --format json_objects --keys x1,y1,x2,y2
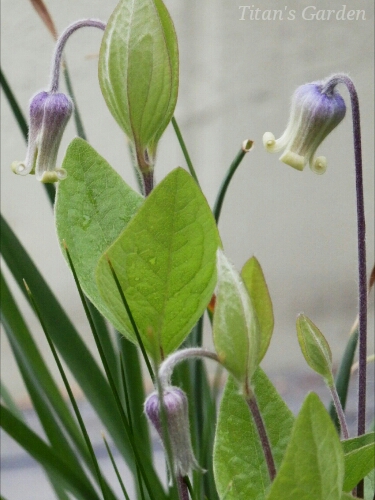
[
  {"x1": 328, "y1": 384, "x2": 349, "y2": 439},
  {"x1": 177, "y1": 476, "x2": 190, "y2": 500},
  {"x1": 246, "y1": 393, "x2": 276, "y2": 481},
  {"x1": 322, "y1": 74, "x2": 367, "y2": 498},
  {"x1": 49, "y1": 19, "x2": 106, "y2": 92}
]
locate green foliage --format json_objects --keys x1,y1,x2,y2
[
  {"x1": 341, "y1": 433, "x2": 375, "y2": 492},
  {"x1": 55, "y1": 137, "x2": 143, "y2": 335},
  {"x1": 213, "y1": 369, "x2": 294, "y2": 500},
  {"x1": 296, "y1": 314, "x2": 334, "y2": 385},
  {"x1": 266, "y1": 393, "x2": 344, "y2": 500},
  {"x1": 213, "y1": 250, "x2": 260, "y2": 387},
  {"x1": 241, "y1": 257, "x2": 274, "y2": 364},
  {"x1": 96, "y1": 167, "x2": 220, "y2": 360},
  {"x1": 99, "y1": 0, "x2": 179, "y2": 169}
]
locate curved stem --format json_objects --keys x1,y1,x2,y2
[
  {"x1": 323, "y1": 74, "x2": 367, "y2": 498},
  {"x1": 49, "y1": 19, "x2": 106, "y2": 92},
  {"x1": 328, "y1": 384, "x2": 349, "y2": 439},
  {"x1": 158, "y1": 347, "x2": 220, "y2": 389}
]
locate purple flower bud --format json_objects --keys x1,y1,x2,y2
[
  {"x1": 263, "y1": 78, "x2": 346, "y2": 174},
  {"x1": 145, "y1": 387, "x2": 202, "y2": 476},
  {"x1": 12, "y1": 91, "x2": 73, "y2": 183}
]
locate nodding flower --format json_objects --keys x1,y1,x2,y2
[
  {"x1": 263, "y1": 78, "x2": 346, "y2": 174},
  {"x1": 145, "y1": 386, "x2": 202, "y2": 477},
  {"x1": 12, "y1": 90, "x2": 73, "y2": 183}
]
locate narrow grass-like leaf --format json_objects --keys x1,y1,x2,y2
[
  {"x1": 213, "y1": 141, "x2": 253, "y2": 223},
  {"x1": 266, "y1": 393, "x2": 344, "y2": 500},
  {"x1": 241, "y1": 257, "x2": 274, "y2": 364},
  {"x1": 96, "y1": 168, "x2": 220, "y2": 361},
  {"x1": 0, "y1": 215, "x2": 163, "y2": 489},
  {"x1": 0, "y1": 380, "x2": 24, "y2": 421},
  {"x1": 1, "y1": 405, "x2": 101, "y2": 500},
  {"x1": 24, "y1": 279, "x2": 114, "y2": 500},
  {"x1": 171, "y1": 116, "x2": 199, "y2": 185},
  {"x1": 64, "y1": 244, "x2": 164, "y2": 500},
  {"x1": 102, "y1": 433, "x2": 131, "y2": 500}
]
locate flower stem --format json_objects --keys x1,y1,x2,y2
[
  {"x1": 328, "y1": 384, "x2": 349, "y2": 439},
  {"x1": 49, "y1": 19, "x2": 106, "y2": 92},
  {"x1": 322, "y1": 74, "x2": 367, "y2": 498},
  {"x1": 246, "y1": 393, "x2": 276, "y2": 481},
  {"x1": 171, "y1": 116, "x2": 199, "y2": 186},
  {"x1": 177, "y1": 476, "x2": 190, "y2": 500}
]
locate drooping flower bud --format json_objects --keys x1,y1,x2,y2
[
  {"x1": 263, "y1": 78, "x2": 346, "y2": 174},
  {"x1": 145, "y1": 386, "x2": 201, "y2": 477},
  {"x1": 12, "y1": 91, "x2": 73, "y2": 183}
]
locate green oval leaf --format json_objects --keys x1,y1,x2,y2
[
  {"x1": 342, "y1": 433, "x2": 375, "y2": 492},
  {"x1": 213, "y1": 250, "x2": 260, "y2": 386},
  {"x1": 99, "y1": 0, "x2": 179, "y2": 167},
  {"x1": 241, "y1": 257, "x2": 274, "y2": 363},
  {"x1": 55, "y1": 137, "x2": 143, "y2": 332},
  {"x1": 95, "y1": 168, "x2": 220, "y2": 360},
  {"x1": 266, "y1": 392, "x2": 344, "y2": 500},
  {"x1": 213, "y1": 369, "x2": 294, "y2": 500},
  {"x1": 296, "y1": 314, "x2": 333, "y2": 384}
]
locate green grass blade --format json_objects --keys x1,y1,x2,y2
[
  {"x1": 0, "y1": 214, "x2": 153, "y2": 477},
  {"x1": 171, "y1": 116, "x2": 199, "y2": 185},
  {"x1": 1, "y1": 404, "x2": 101, "y2": 500},
  {"x1": 213, "y1": 141, "x2": 253, "y2": 223},
  {"x1": 0, "y1": 380, "x2": 24, "y2": 421},
  {"x1": 102, "y1": 434, "x2": 131, "y2": 500},
  {"x1": 25, "y1": 280, "x2": 116, "y2": 500},
  {"x1": 329, "y1": 329, "x2": 358, "y2": 432}
]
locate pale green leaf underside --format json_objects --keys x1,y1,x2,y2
[
  {"x1": 213, "y1": 250, "x2": 259, "y2": 385},
  {"x1": 213, "y1": 369, "x2": 294, "y2": 500},
  {"x1": 99, "y1": 0, "x2": 179, "y2": 154},
  {"x1": 296, "y1": 314, "x2": 333, "y2": 383},
  {"x1": 55, "y1": 137, "x2": 143, "y2": 333},
  {"x1": 95, "y1": 168, "x2": 220, "y2": 359},
  {"x1": 241, "y1": 256, "x2": 274, "y2": 364},
  {"x1": 266, "y1": 392, "x2": 344, "y2": 500}
]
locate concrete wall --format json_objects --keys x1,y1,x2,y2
[{"x1": 1, "y1": 0, "x2": 374, "y2": 401}]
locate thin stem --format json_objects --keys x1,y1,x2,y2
[
  {"x1": 246, "y1": 393, "x2": 276, "y2": 481},
  {"x1": 328, "y1": 384, "x2": 349, "y2": 439},
  {"x1": 323, "y1": 74, "x2": 367, "y2": 497},
  {"x1": 158, "y1": 347, "x2": 220, "y2": 389},
  {"x1": 142, "y1": 171, "x2": 154, "y2": 197},
  {"x1": 49, "y1": 19, "x2": 106, "y2": 92},
  {"x1": 177, "y1": 476, "x2": 190, "y2": 500},
  {"x1": 171, "y1": 116, "x2": 199, "y2": 186},
  {"x1": 213, "y1": 140, "x2": 253, "y2": 223},
  {"x1": 183, "y1": 476, "x2": 195, "y2": 500}
]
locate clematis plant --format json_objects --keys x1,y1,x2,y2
[{"x1": 1, "y1": 1, "x2": 373, "y2": 500}]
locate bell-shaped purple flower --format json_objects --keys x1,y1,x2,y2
[
  {"x1": 12, "y1": 90, "x2": 73, "y2": 183},
  {"x1": 145, "y1": 386, "x2": 201, "y2": 477},
  {"x1": 263, "y1": 78, "x2": 346, "y2": 174}
]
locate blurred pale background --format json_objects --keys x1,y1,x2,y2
[{"x1": 1, "y1": 0, "x2": 374, "y2": 403}]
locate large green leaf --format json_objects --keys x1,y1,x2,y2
[
  {"x1": 213, "y1": 369, "x2": 294, "y2": 500},
  {"x1": 55, "y1": 137, "x2": 143, "y2": 335},
  {"x1": 266, "y1": 392, "x2": 344, "y2": 500},
  {"x1": 96, "y1": 167, "x2": 220, "y2": 360},
  {"x1": 341, "y1": 433, "x2": 375, "y2": 492},
  {"x1": 241, "y1": 257, "x2": 274, "y2": 364},
  {"x1": 213, "y1": 250, "x2": 260, "y2": 387},
  {"x1": 99, "y1": 0, "x2": 179, "y2": 166}
]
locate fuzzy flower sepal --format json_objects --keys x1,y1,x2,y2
[
  {"x1": 12, "y1": 91, "x2": 73, "y2": 183},
  {"x1": 145, "y1": 386, "x2": 202, "y2": 477},
  {"x1": 263, "y1": 78, "x2": 346, "y2": 174}
]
